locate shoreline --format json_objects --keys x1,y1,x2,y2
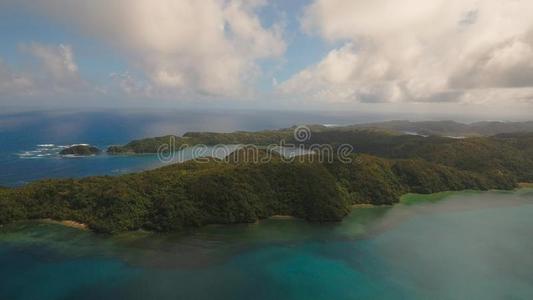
[
  {"x1": 6, "y1": 187, "x2": 532, "y2": 234},
  {"x1": 519, "y1": 182, "x2": 533, "y2": 188},
  {"x1": 367, "y1": 185, "x2": 533, "y2": 207},
  {"x1": 269, "y1": 215, "x2": 298, "y2": 220},
  {"x1": 352, "y1": 204, "x2": 382, "y2": 208},
  {"x1": 41, "y1": 219, "x2": 88, "y2": 230}
]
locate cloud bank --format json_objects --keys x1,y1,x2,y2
[
  {"x1": 279, "y1": 0, "x2": 533, "y2": 105},
  {"x1": 19, "y1": 0, "x2": 286, "y2": 99},
  {"x1": 1, "y1": 0, "x2": 533, "y2": 114}
]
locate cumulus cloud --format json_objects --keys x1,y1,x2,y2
[
  {"x1": 279, "y1": 0, "x2": 533, "y2": 104},
  {"x1": 15, "y1": 0, "x2": 286, "y2": 98},
  {"x1": 0, "y1": 43, "x2": 88, "y2": 97}
]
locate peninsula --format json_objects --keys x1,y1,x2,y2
[{"x1": 1, "y1": 124, "x2": 533, "y2": 234}]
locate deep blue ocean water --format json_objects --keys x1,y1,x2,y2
[
  {"x1": 2, "y1": 110, "x2": 533, "y2": 299},
  {"x1": 0, "y1": 109, "x2": 385, "y2": 186}
]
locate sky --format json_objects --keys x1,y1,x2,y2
[{"x1": 1, "y1": 0, "x2": 533, "y2": 118}]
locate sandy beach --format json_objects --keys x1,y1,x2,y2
[{"x1": 42, "y1": 219, "x2": 88, "y2": 230}]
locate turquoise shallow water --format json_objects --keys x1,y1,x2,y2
[{"x1": 1, "y1": 189, "x2": 533, "y2": 300}]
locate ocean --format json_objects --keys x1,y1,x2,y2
[
  {"x1": 2, "y1": 110, "x2": 533, "y2": 299},
  {"x1": 1, "y1": 190, "x2": 533, "y2": 299},
  {"x1": 0, "y1": 109, "x2": 384, "y2": 186}
]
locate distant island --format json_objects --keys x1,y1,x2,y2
[
  {"x1": 349, "y1": 120, "x2": 533, "y2": 137},
  {"x1": 1, "y1": 122, "x2": 533, "y2": 234},
  {"x1": 106, "y1": 120, "x2": 533, "y2": 154},
  {"x1": 60, "y1": 145, "x2": 101, "y2": 156}
]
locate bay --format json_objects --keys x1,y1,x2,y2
[{"x1": 1, "y1": 189, "x2": 532, "y2": 300}]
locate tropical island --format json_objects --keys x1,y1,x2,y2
[
  {"x1": 60, "y1": 145, "x2": 102, "y2": 156},
  {"x1": 105, "y1": 120, "x2": 533, "y2": 154},
  {"x1": 2, "y1": 122, "x2": 533, "y2": 234}
]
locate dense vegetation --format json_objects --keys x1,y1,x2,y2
[
  {"x1": 304, "y1": 131, "x2": 533, "y2": 186},
  {"x1": 106, "y1": 121, "x2": 533, "y2": 154},
  {"x1": 107, "y1": 130, "x2": 294, "y2": 154},
  {"x1": 350, "y1": 120, "x2": 533, "y2": 137},
  {"x1": 59, "y1": 145, "x2": 101, "y2": 156},
  {"x1": 2, "y1": 129, "x2": 533, "y2": 234},
  {"x1": 0, "y1": 152, "x2": 351, "y2": 233}
]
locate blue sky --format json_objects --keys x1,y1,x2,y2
[
  {"x1": 0, "y1": 0, "x2": 326, "y2": 88},
  {"x1": 0, "y1": 4, "x2": 127, "y2": 98},
  {"x1": 0, "y1": 11, "x2": 125, "y2": 84},
  {"x1": 1, "y1": 0, "x2": 533, "y2": 118},
  {"x1": 0, "y1": 1, "x2": 325, "y2": 98}
]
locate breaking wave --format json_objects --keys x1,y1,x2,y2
[{"x1": 17, "y1": 144, "x2": 90, "y2": 159}]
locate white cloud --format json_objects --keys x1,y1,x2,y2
[
  {"x1": 21, "y1": 43, "x2": 81, "y2": 86},
  {"x1": 280, "y1": 0, "x2": 533, "y2": 105},
  {"x1": 17, "y1": 0, "x2": 286, "y2": 98},
  {"x1": 0, "y1": 43, "x2": 92, "y2": 98}
]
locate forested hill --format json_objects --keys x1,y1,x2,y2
[
  {"x1": 106, "y1": 121, "x2": 533, "y2": 154},
  {"x1": 1, "y1": 131, "x2": 533, "y2": 234},
  {"x1": 106, "y1": 129, "x2": 293, "y2": 154},
  {"x1": 349, "y1": 120, "x2": 533, "y2": 137}
]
